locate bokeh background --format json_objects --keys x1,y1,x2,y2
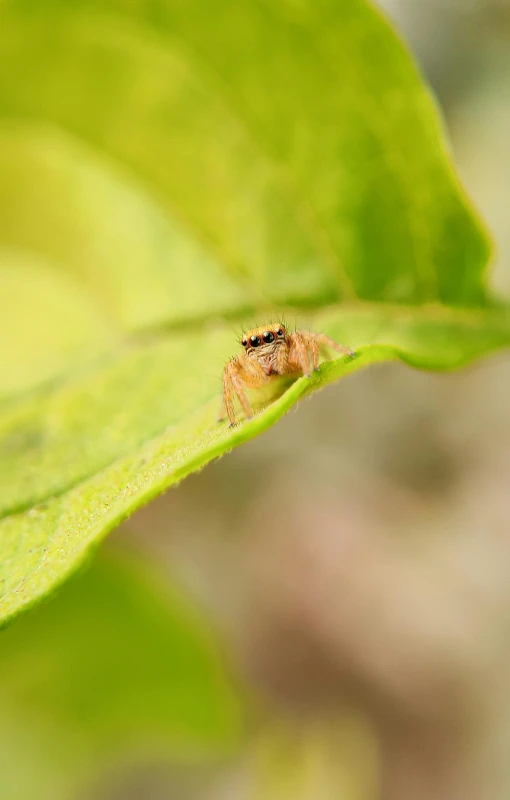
[
  {"x1": 118, "y1": 1, "x2": 510, "y2": 797},
  {"x1": 2, "y1": 1, "x2": 510, "y2": 799}
]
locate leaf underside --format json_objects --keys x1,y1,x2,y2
[{"x1": 1, "y1": 0, "x2": 509, "y2": 626}]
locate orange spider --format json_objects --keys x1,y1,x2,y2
[{"x1": 221, "y1": 323, "x2": 355, "y2": 426}]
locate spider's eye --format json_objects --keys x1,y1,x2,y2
[
  {"x1": 263, "y1": 331, "x2": 275, "y2": 344},
  {"x1": 277, "y1": 328, "x2": 284, "y2": 337},
  {"x1": 241, "y1": 339, "x2": 247, "y2": 347},
  {"x1": 250, "y1": 335, "x2": 261, "y2": 347}
]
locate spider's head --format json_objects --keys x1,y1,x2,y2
[{"x1": 241, "y1": 323, "x2": 288, "y2": 355}]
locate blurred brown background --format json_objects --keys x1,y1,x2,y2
[{"x1": 99, "y1": 1, "x2": 510, "y2": 798}]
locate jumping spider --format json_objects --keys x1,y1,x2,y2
[{"x1": 221, "y1": 323, "x2": 355, "y2": 426}]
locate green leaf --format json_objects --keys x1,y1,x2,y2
[
  {"x1": 0, "y1": 551, "x2": 242, "y2": 800},
  {"x1": 0, "y1": 0, "x2": 509, "y2": 626}
]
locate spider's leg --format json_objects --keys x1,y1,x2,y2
[
  {"x1": 231, "y1": 371, "x2": 255, "y2": 423},
  {"x1": 288, "y1": 332, "x2": 313, "y2": 376},
  {"x1": 309, "y1": 332, "x2": 355, "y2": 358},
  {"x1": 275, "y1": 342, "x2": 290, "y2": 375},
  {"x1": 221, "y1": 362, "x2": 238, "y2": 426},
  {"x1": 223, "y1": 358, "x2": 271, "y2": 425},
  {"x1": 310, "y1": 337, "x2": 320, "y2": 371}
]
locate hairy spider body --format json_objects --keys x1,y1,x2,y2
[{"x1": 221, "y1": 323, "x2": 354, "y2": 426}]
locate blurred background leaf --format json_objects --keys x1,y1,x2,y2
[{"x1": 0, "y1": 551, "x2": 241, "y2": 800}]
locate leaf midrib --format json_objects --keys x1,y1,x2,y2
[
  {"x1": 2, "y1": 300, "x2": 509, "y2": 523},
  {"x1": 0, "y1": 296, "x2": 504, "y2": 407}
]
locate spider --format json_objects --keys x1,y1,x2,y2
[{"x1": 221, "y1": 323, "x2": 355, "y2": 426}]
